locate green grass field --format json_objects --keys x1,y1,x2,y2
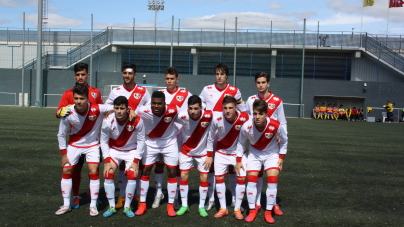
[{"x1": 1, "y1": 106, "x2": 403, "y2": 226}]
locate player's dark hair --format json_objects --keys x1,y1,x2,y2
[
  {"x1": 113, "y1": 96, "x2": 128, "y2": 108},
  {"x1": 253, "y1": 99, "x2": 268, "y2": 114},
  {"x1": 74, "y1": 62, "x2": 88, "y2": 73},
  {"x1": 152, "y1": 91, "x2": 165, "y2": 101},
  {"x1": 165, "y1": 67, "x2": 178, "y2": 78},
  {"x1": 328, "y1": 103, "x2": 332, "y2": 106},
  {"x1": 72, "y1": 83, "x2": 88, "y2": 97},
  {"x1": 214, "y1": 62, "x2": 229, "y2": 76},
  {"x1": 188, "y1": 95, "x2": 202, "y2": 107},
  {"x1": 122, "y1": 62, "x2": 136, "y2": 73},
  {"x1": 222, "y1": 95, "x2": 236, "y2": 106},
  {"x1": 254, "y1": 72, "x2": 270, "y2": 82},
  {"x1": 340, "y1": 105, "x2": 343, "y2": 108}
]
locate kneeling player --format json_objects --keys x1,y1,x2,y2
[
  {"x1": 237, "y1": 99, "x2": 288, "y2": 224},
  {"x1": 55, "y1": 84, "x2": 113, "y2": 216},
  {"x1": 101, "y1": 96, "x2": 145, "y2": 218},
  {"x1": 175, "y1": 95, "x2": 213, "y2": 217}
]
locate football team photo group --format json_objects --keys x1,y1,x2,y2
[{"x1": 55, "y1": 62, "x2": 288, "y2": 224}]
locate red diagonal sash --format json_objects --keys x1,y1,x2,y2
[
  {"x1": 147, "y1": 104, "x2": 177, "y2": 139},
  {"x1": 212, "y1": 85, "x2": 238, "y2": 112},
  {"x1": 251, "y1": 119, "x2": 280, "y2": 150},
  {"x1": 264, "y1": 94, "x2": 282, "y2": 117},
  {"x1": 128, "y1": 85, "x2": 146, "y2": 110},
  {"x1": 216, "y1": 112, "x2": 249, "y2": 151},
  {"x1": 69, "y1": 103, "x2": 100, "y2": 144},
  {"x1": 182, "y1": 110, "x2": 213, "y2": 154},
  {"x1": 170, "y1": 89, "x2": 188, "y2": 108},
  {"x1": 109, "y1": 116, "x2": 140, "y2": 148}
]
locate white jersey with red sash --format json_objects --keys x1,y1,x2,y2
[
  {"x1": 106, "y1": 84, "x2": 150, "y2": 110},
  {"x1": 245, "y1": 92, "x2": 287, "y2": 133},
  {"x1": 207, "y1": 111, "x2": 249, "y2": 155},
  {"x1": 57, "y1": 103, "x2": 112, "y2": 150},
  {"x1": 237, "y1": 118, "x2": 288, "y2": 158},
  {"x1": 100, "y1": 113, "x2": 146, "y2": 160},
  {"x1": 176, "y1": 110, "x2": 213, "y2": 157},
  {"x1": 136, "y1": 104, "x2": 179, "y2": 148},
  {"x1": 159, "y1": 87, "x2": 192, "y2": 112},
  {"x1": 199, "y1": 83, "x2": 243, "y2": 112}
]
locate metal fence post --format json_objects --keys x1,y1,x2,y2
[
  {"x1": 341, "y1": 31, "x2": 343, "y2": 50},
  {"x1": 178, "y1": 19, "x2": 180, "y2": 45},
  {"x1": 223, "y1": 19, "x2": 226, "y2": 46},
  {"x1": 270, "y1": 21, "x2": 272, "y2": 48}
]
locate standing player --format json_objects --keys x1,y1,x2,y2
[
  {"x1": 135, "y1": 91, "x2": 179, "y2": 217},
  {"x1": 175, "y1": 95, "x2": 213, "y2": 217},
  {"x1": 152, "y1": 67, "x2": 193, "y2": 209},
  {"x1": 237, "y1": 99, "x2": 288, "y2": 224},
  {"x1": 56, "y1": 62, "x2": 103, "y2": 209},
  {"x1": 207, "y1": 96, "x2": 249, "y2": 219},
  {"x1": 55, "y1": 84, "x2": 112, "y2": 216},
  {"x1": 105, "y1": 62, "x2": 150, "y2": 209},
  {"x1": 100, "y1": 96, "x2": 145, "y2": 218},
  {"x1": 244, "y1": 72, "x2": 286, "y2": 215},
  {"x1": 199, "y1": 62, "x2": 244, "y2": 210}
]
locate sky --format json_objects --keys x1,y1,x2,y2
[{"x1": 0, "y1": 0, "x2": 403, "y2": 35}]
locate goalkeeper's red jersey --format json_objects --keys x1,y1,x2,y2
[{"x1": 56, "y1": 86, "x2": 103, "y2": 117}]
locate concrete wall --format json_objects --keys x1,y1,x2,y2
[{"x1": 2, "y1": 69, "x2": 403, "y2": 119}]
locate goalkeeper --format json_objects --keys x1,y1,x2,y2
[{"x1": 56, "y1": 63, "x2": 103, "y2": 209}]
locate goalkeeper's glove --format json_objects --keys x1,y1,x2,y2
[{"x1": 58, "y1": 105, "x2": 72, "y2": 117}]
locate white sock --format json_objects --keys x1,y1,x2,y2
[
  {"x1": 266, "y1": 183, "x2": 277, "y2": 211},
  {"x1": 216, "y1": 182, "x2": 227, "y2": 209},
  {"x1": 124, "y1": 180, "x2": 136, "y2": 208},
  {"x1": 229, "y1": 173, "x2": 236, "y2": 203},
  {"x1": 154, "y1": 173, "x2": 164, "y2": 197},
  {"x1": 139, "y1": 176, "x2": 150, "y2": 202},
  {"x1": 199, "y1": 182, "x2": 209, "y2": 208},
  {"x1": 256, "y1": 176, "x2": 263, "y2": 206},
  {"x1": 89, "y1": 179, "x2": 100, "y2": 207},
  {"x1": 167, "y1": 178, "x2": 177, "y2": 204},
  {"x1": 235, "y1": 183, "x2": 245, "y2": 210},
  {"x1": 104, "y1": 179, "x2": 115, "y2": 207},
  {"x1": 179, "y1": 182, "x2": 189, "y2": 207},
  {"x1": 246, "y1": 181, "x2": 257, "y2": 209},
  {"x1": 61, "y1": 178, "x2": 72, "y2": 206},
  {"x1": 207, "y1": 173, "x2": 215, "y2": 202},
  {"x1": 118, "y1": 170, "x2": 127, "y2": 197}
]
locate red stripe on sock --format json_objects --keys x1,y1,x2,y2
[
  {"x1": 140, "y1": 175, "x2": 150, "y2": 181},
  {"x1": 106, "y1": 172, "x2": 115, "y2": 179},
  {"x1": 62, "y1": 173, "x2": 72, "y2": 179},
  {"x1": 126, "y1": 170, "x2": 135, "y2": 180},
  {"x1": 267, "y1": 176, "x2": 278, "y2": 183},
  {"x1": 168, "y1": 177, "x2": 177, "y2": 184},
  {"x1": 216, "y1": 178, "x2": 225, "y2": 184},
  {"x1": 200, "y1": 181, "x2": 209, "y2": 187},
  {"x1": 88, "y1": 173, "x2": 99, "y2": 180},
  {"x1": 237, "y1": 178, "x2": 246, "y2": 185},
  {"x1": 248, "y1": 175, "x2": 258, "y2": 183},
  {"x1": 180, "y1": 180, "x2": 189, "y2": 185}
]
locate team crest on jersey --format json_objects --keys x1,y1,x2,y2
[
  {"x1": 201, "y1": 122, "x2": 209, "y2": 128},
  {"x1": 269, "y1": 126, "x2": 275, "y2": 131},
  {"x1": 91, "y1": 108, "x2": 96, "y2": 112},
  {"x1": 91, "y1": 92, "x2": 97, "y2": 98},
  {"x1": 133, "y1": 93, "x2": 141, "y2": 99},
  {"x1": 265, "y1": 133, "x2": 273, "y2": 139},
  {"x1": 176, "y1": 96, "x2": 184, "y2": 102},
  {"x1": 126, "y1": 125, "x2": 135, "y2": 131},
  {"x1": 88, "y1": 115, "x2": 97, "y2": 121},
  {"x1": 268, "y1": 103, "x2": 276, "y2": 110},
  {"x1": 235, "y1": 125, "x2": 242, "y2": 130},
  {"x1": 164, "y1": 117, "x2": 172, "y2": 123},
  {"x1": 204, "y1": 114, "x2": 211, "y2": 118}
]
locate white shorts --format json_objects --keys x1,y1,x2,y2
[
  {"x1": 64, "y1": 145, "x2": 100, "y2": 168},
  {"x1": 214, "y1": 152, "x2": 247, "y2": 177},
  {"x1": 109, "y1": 148, "x2": 136, "y2": 170},
  {"x1": 142, "y1": 143, "x2": 178, "y2": 167},
  {"x1": 179, "y1": 153, "x2": 209, "y2": 174},
  {"x1": 246, "y1": 152, "x2": 280, "y2": 173}
]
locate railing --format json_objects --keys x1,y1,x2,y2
[
  {"x1": 66, "y1": 29, "x2": 109, "y2": 67},
  {"x1": 365, "y1": 34, "x2": 404, "y2": 73},
  {"x1": 18, "y1": 51, "x2": 49, "y2": 69}
]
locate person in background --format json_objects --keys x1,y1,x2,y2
[
  {"x1": 320, "y1": 103, "x2": 326, "y2": 120},
  {"x1": 338, "y1": 105, "x2": 345, "y2": 121},
  {"x1": 313, "y1": 103, "x2": 320, "y2": 119},
  {"x1": 345, "y1": 108, "x2": 351, "y2": 121},
  {"x1": 357, "y1": 106, "x2": 364, "y2": 121},
  {"x1": 333, "y1": 103, "x2": 339, "y2": 120},
  {"x1": 350, "y1": 107, "x2": 358, "y2": 121}
]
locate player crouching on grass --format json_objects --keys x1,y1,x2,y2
[
  {"x1": 236, "y1": 99, "x2": 288, "y2": 224},
  {"x1": 100, "y1": 96, "x2": 146, "y2": 218},
  {"x1": 175, "y1": 95, "x2": 213, "y2": 217},
  {"x1": 55, "y1": 84, "x2": 114, "y2": 216}
]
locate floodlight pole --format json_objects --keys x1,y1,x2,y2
[
  {"x1": 233, "y1": 17, "x2": 237, "y2": 86},
  {"x1": 147, "y1": 0, "x2": 165, "y2": 44},
  {"x1": 35, "y1": 0, "x2": 43, "y2": 107},
  {"x1": 299, "y1": 19, "x2": 306, "y2": 118},
  {"x1": 90, "y1": 13, "x2": 93, "y2": 87},
  {"x1": 170, "y1": 15, "x2": 174, "y2": 67}
]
